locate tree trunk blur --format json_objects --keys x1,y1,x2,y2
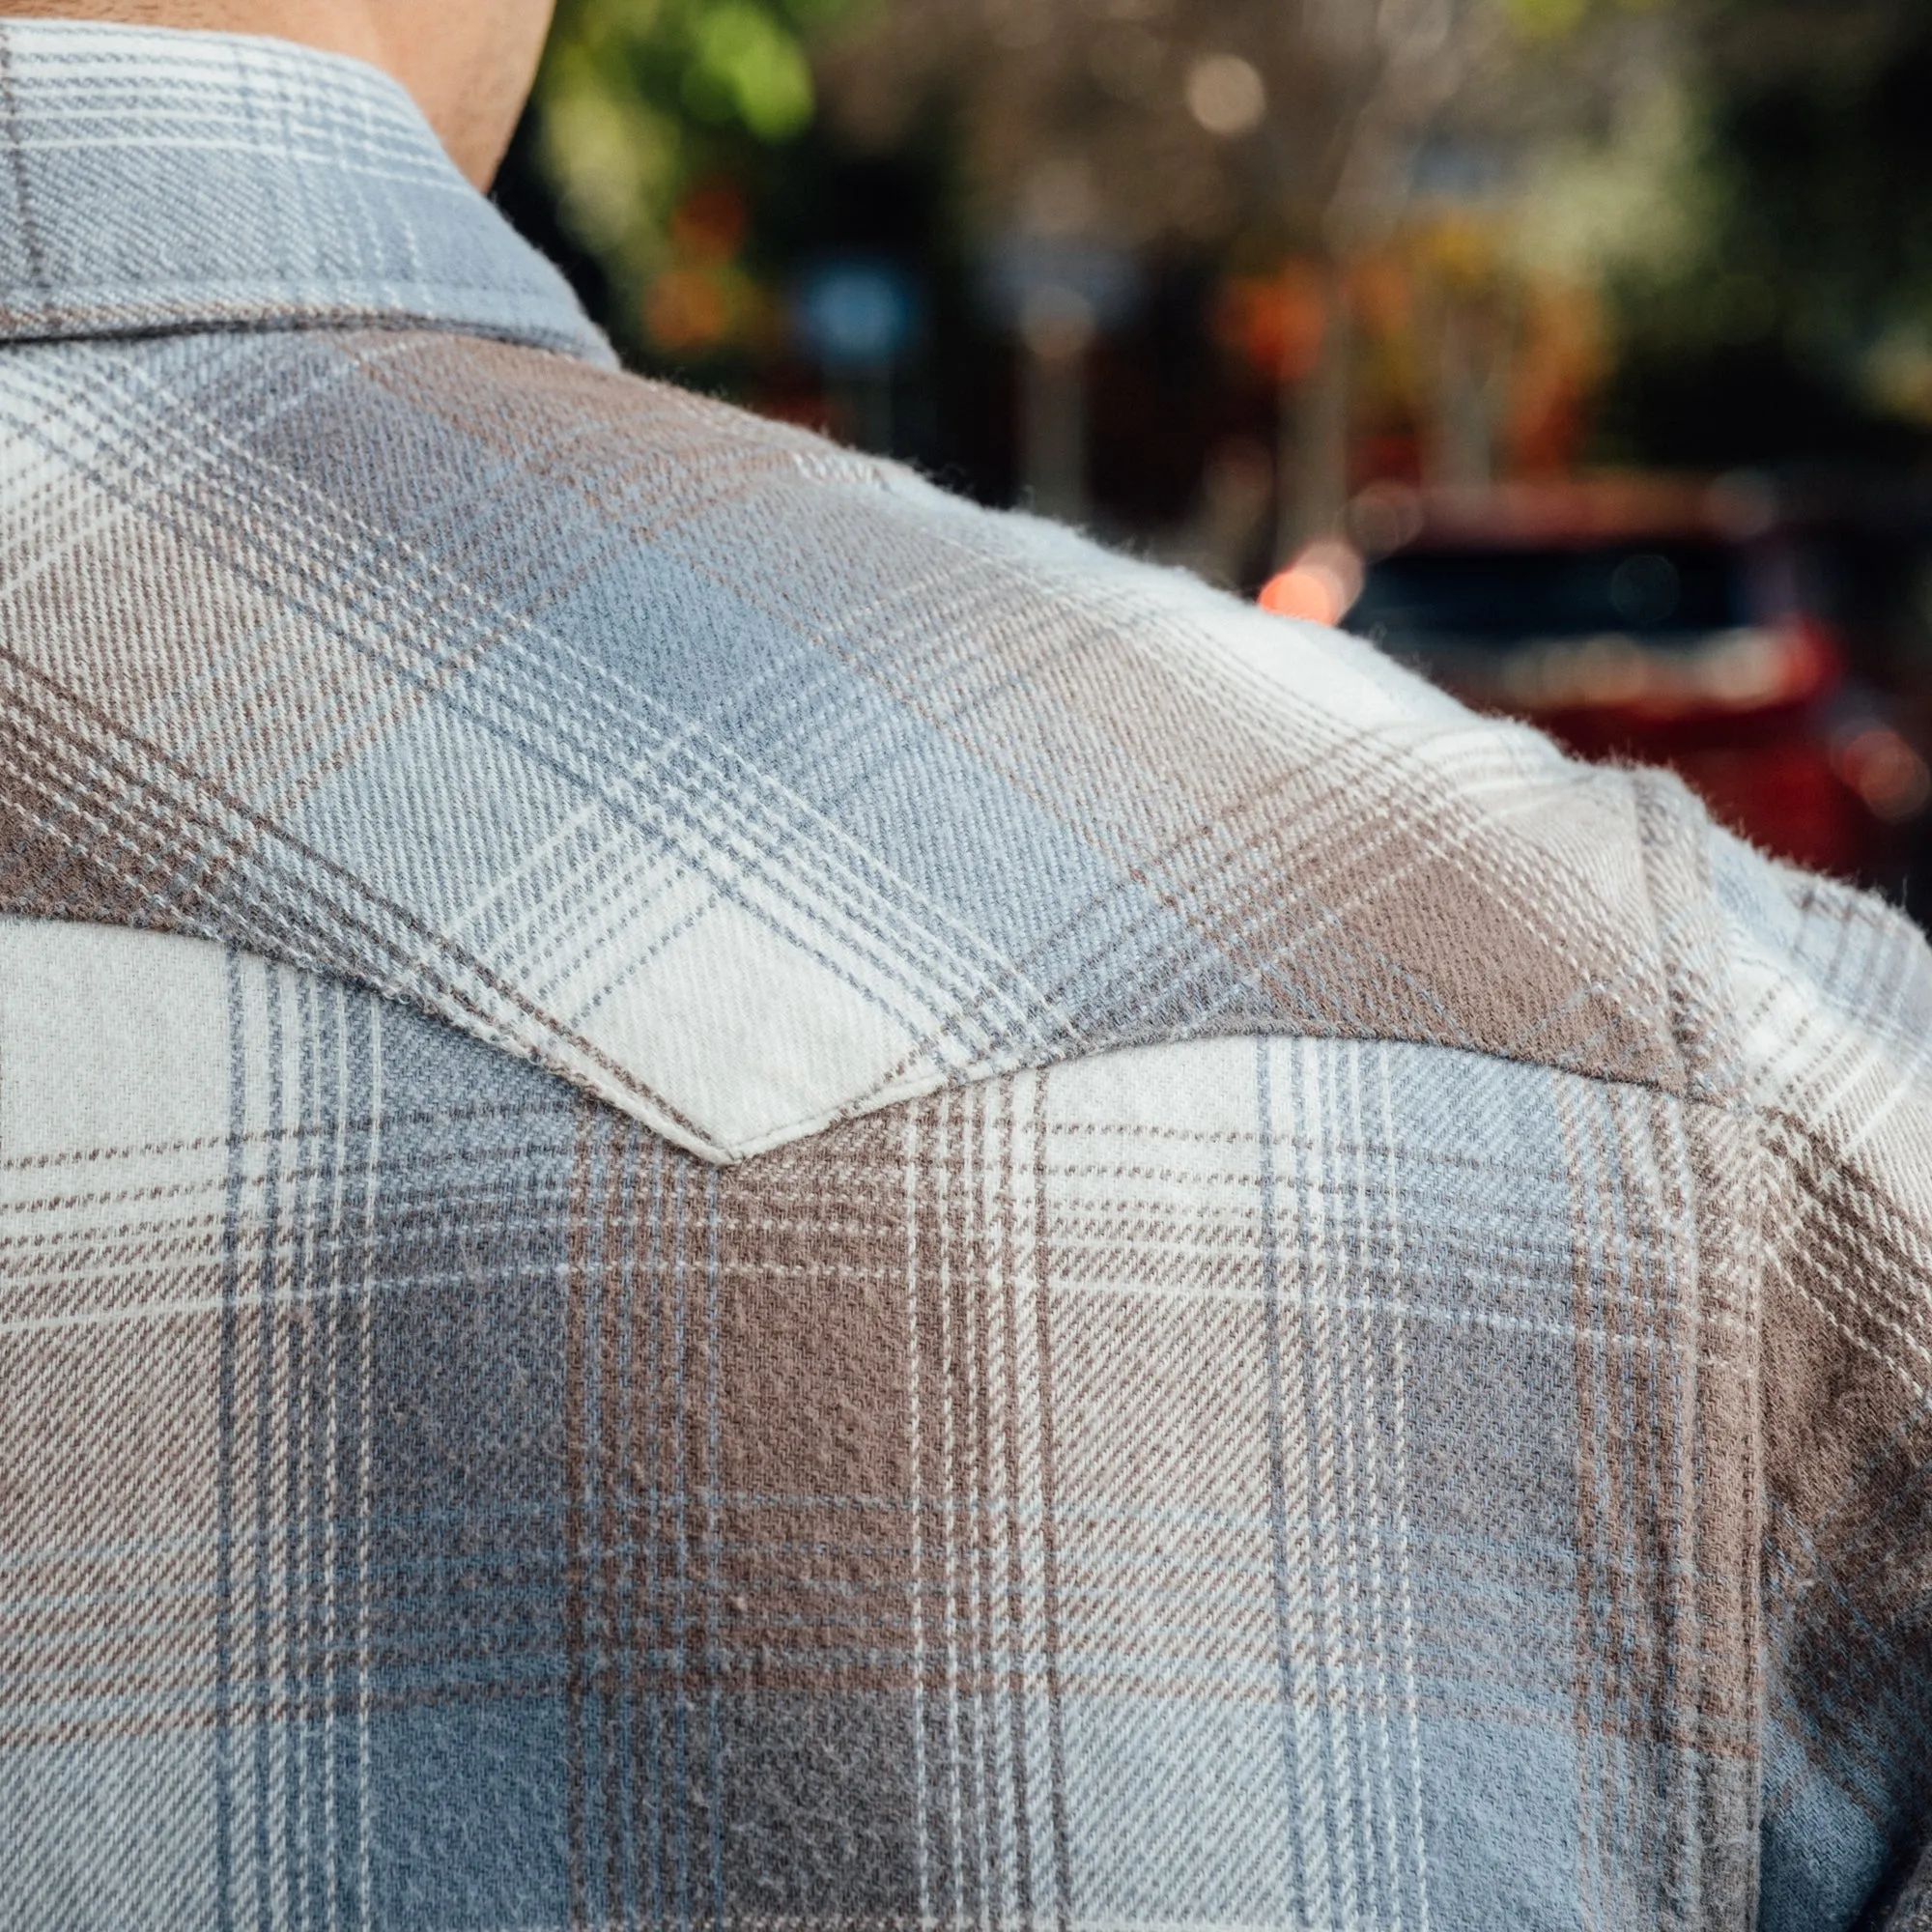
[
  {"x1": 1278, "y1": 256, "x2": 1352, "y2": 560},
  {"x1": 1022, "y1": 298, "x2": 1094, "y2": 525},
  {"x1": 1431, "y1": 299, "x2": 1493, "y2": 489}
]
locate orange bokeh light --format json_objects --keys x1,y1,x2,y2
[{"x1": 1259, "y1": 540, "x2": 1364, "y2": 629}]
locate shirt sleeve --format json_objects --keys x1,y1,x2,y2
[{"x1": 1713, "y1": 830, "x2": 1932, "y2": 1929}]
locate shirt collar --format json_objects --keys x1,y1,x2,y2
[{"x1": 0, "y1": 19, "x2": 613, "y2": 364}]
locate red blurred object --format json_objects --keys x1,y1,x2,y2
[
  {"x1": 668, "y1": 178, "x2": 750, "y2": 264},
  {"x1": 1214, "y1": 265, "x2": 1328, "y2": 384},
  {"x1": 1289, "y1": 479, "x2": 1930, "y2": 882}
]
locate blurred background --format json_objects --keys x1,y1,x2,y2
[{"x1": 494, "y1": 0, "x2": 1932, "y2": 915}]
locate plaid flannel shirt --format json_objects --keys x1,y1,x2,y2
[{"x1": 4, "y1": 20, "x2": 1932, "y2": 1929}]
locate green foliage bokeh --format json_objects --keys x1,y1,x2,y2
[{"x1": 529, "y1": 0, "x2": 866, "y2": 326}]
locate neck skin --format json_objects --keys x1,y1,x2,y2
[{"x1": 0, "y1": 0, "x2": 554, "y2": 186}]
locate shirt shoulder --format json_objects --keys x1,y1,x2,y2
[{"x1": 0, "y1": 323, "x2": 1725, "y2": 1158}]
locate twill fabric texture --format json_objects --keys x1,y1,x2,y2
[{"x1": 1, "y1": 21, "x2": 1930, "y2": 1932}]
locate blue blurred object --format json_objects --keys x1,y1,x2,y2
[{"x1": 794, "y1": 257, "x2": 921, "y2": 373}]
